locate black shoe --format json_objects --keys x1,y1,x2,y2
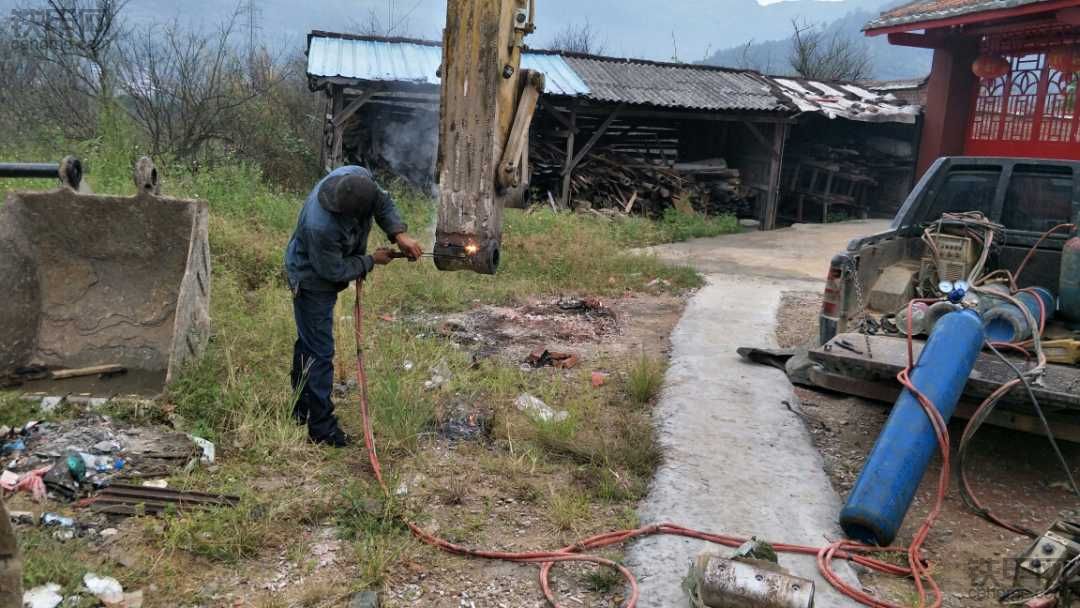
[{"x1": 311, "y1": 428, "x2": 352, "y2": 448}]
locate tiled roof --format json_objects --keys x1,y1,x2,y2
[
  {"x1": 866, "y1": 0, "x2": 1051, "y2": 31},
  {"x1": 561, "y1": 55, "x2": 784, "y2": 112}
]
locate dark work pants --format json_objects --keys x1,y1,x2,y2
[{"x1": 290, "y1": 288, "x2": 341, "y2": 440}]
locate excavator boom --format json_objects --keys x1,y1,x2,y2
[{"x1": 434, "y1": 0, "x2": 543, "y2": 274}]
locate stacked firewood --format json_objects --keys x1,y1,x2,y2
[{"x1": 531, "y1": 144, "x2": 755, "y2": 217}]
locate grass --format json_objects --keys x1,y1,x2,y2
[
  {"x1": 627, "y1": 353, "x2": 666, "y2": 405},
  {"x1": 0, "y1": 123, "x2": 731, "y2": 600},
  {"x1": 547, "y1": 489, "x2": 591, "y2": 533}
]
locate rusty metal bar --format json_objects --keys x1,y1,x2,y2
[{"x1": 88, "y1": 484, "x2": 239, "y2": 516}]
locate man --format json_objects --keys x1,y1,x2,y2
[{"x1": 285, "y1": 166, "x2": 423, "y2": 447}]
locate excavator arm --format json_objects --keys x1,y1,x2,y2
[{"x1": 434, "y1": 0, "x2": 544, "y2": 274}]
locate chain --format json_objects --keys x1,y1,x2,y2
[{"x1": 844, "y1": 258, "x2": 873, "y2": 359}]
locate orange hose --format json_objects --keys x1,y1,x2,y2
[
  {"x1": 352, "y1": 281, "x2": 954, "y2": 608},
  {"x1": 1014, "y1": 223, "x2": 1075, "y2": 284}
]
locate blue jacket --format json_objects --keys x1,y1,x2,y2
[{"x1": 285, "y1": 166, "x2": 408, "y2": 292}]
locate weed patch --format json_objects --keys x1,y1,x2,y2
[{"x1": 627, "y1": 353, "x2": 666, "y2": 405}]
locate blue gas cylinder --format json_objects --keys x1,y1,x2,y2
[
  {"x1": 1061, "y1": 236, "x2": 1080, "y2": 327},
  {"x1": 983, "y1": 287, "x2": 1055, "y2": 343},
  {"x1": 839, "y1": 309, "x2": 984, "y2": 546}
]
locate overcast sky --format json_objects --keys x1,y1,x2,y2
[{"x1": 2, "y1": 0, "x2": 890, "y2": 61}]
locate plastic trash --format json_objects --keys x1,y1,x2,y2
[
  {"x1": 1, "y1": 439, "x2": 25, "y2": 454},
  {"x1": 423, "y1": 360, "x2": 453, "y2": 391},
  {"x1": 84, "y1": 572, "x2": 124, "y2": 604},
  {"x1": 64, "y1": 450, "x2": 87, "y2": 482},
  {"x1": 189, "y1": 436, "x2": 215, "y2": 464},
  {"x1": 514, "y1": 393, "x2": 569, "y2": 423},
  {"x1": 41, "y1": 513, "x2": 74, "y2": 528},
  {"x1": 81, "y1": 453, "x2": 125, "y2": 473},
  {"x1": 22, "y1": 583, "x2": 63, "y2": 608}
]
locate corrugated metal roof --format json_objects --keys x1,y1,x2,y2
[
  {"x1": 562, "y1": 55, "x2": 785, "y2": 112},
  {"x1": 307, "y1": 35, "x2": 441, "y2": 85},
  {"x1": 772, "y1": 77, "x2": 921, "y2": 124},
  {"x1": 865, "y1": 0, "x2": 1050, "y2": 31},
  {"x1": 306, "y1": 33, "x2": 590, "y2": 96},
  {"x1": 861, "y1": 77, "x2": 929, "y2": 92},
  {"x1": 521, "y1": 54, "x2": 590, "y2": 97}
]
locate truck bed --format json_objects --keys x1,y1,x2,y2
[{"x1": 809, "y1": 333, "x2": 1080, "y2": 441}]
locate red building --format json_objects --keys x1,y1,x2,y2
[{"x1": 866, "y1": 0, "x2": 1080, "y2": 176}]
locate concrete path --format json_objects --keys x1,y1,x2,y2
[{"x1": 627, "y1": 221, "x2": 889, "y2": 607}]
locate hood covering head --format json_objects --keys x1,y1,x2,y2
[{"x1": 318, "y1": 174, "x2": 379, "y2": 218}]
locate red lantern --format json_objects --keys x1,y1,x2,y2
[
  {"x1": 1047, "y1": 46, "x2": 1080, "y2": 73},
  {"x1": 972, "y1": 54, "x2": 1010, "y2": 79}
]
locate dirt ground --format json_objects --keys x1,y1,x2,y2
[
  {"x1": 411, "y1": 292, "x2": 685, "y2": 368},
  {"x1": 7, "y1": 291, "x2": 688, "y2": 608},
  {"x1": 776, "y1": 290, "x2": 1080, "y2": 608}
]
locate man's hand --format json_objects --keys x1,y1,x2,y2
[
  {"x1": 372, "y1": 248, "x2": 395, "y2": 266},
  {"x1": 394, "y1": 233, "x2": 423, "y2": 261}
]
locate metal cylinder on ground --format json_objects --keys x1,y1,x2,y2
[
  {"x1": 982, "y1": 287, "x2": 1055, "y2": 343},
  {"x1": 839, "y1": 308, "x2": 984, "y2": 546},
  {"x1": 693, "y1": 554, "x2": 814, "y2": 608},
  {"x1": 1061, "y1": 235, "x2": 1080, "y2": 327}
]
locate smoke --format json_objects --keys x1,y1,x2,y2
[{"x1": 360, "y1": 108, "x2": 439, "y2": 195}]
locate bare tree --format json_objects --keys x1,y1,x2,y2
[
  {"x1": 116, "y1": 9, "x2": 281, "y2": 162},
  {"x1": 788, "y1": 19, "x2": 872, "y2": 81},
  {"x1": 547, "y1": 20, "x2": 604, "y2": 55},
  {"x1": 6, "y1": 0, "x2": 127, "y2": 137},
  {"x1": 348, "y1": 0, "x2": 424, "y2": 37}
]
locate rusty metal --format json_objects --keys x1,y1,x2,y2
[
  {"x1": 88, "y1": 483, "x2": 239, "y2": 516},
  {"x1": 695, "y1": 554, "x2": 815, "y2": 608}
]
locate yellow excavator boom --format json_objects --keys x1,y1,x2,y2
[{"x1": 434, "y1": 0, "x2": 544, "y2": 274}]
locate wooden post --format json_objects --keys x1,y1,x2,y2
[
  {"x1": 764, "y1": 122, "x2": 788, "y2": 231},
  {"x1": 560, "y1": 103, "x2": 577, "y2": 209},
  {"x1": 326, "y1": 86, "x2": 345, "y2": 171}
]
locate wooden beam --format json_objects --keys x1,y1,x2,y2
[
  {"x1": 574, "y1": 106, "x2": 793, "y2": 124},
  {"x1": 742, "y1": 121, "x2": 782, "y2": 161},
  {"x1": 541, "y1": 102, "x2": 577, "y2": 132},
  {"x1": 332, "y1": 89, "x2": 378, "y2": 128},
  {"x1": 763, "y1": 122, "x2": 788, "y2": 231},
  {"x1": 560, "y1": 103, "x2": 577, "y2": 209},
  {"x1": 886, "y1": 32, "x2": 946, "y2": 49},
  {"x1": 565, "y1": 104, "x2": 624, "y2": 173}
]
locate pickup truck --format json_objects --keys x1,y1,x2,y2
[
  {"x1": 820, "y1": 156, "x2": 1079, "y2": 343},
  {"x1": 810, "y1": 156, "x2": 1080, "y2": 438}
]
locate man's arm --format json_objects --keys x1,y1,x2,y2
[
  {"x1": 373, "y1": 187, "x2": 424, "y2": 260},
  {"x1": 306, "y1": 226, "x2": 376, "y2": 284},
  {"x1": 372, "y1": 187, "x2": 408, "y2": 242}
]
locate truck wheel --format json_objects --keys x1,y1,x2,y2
[{"x1": 0, "y1": 498, "x2": 22, "y2": 608}]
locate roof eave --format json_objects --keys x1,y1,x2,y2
[{"x1": 865, "y1": 0, "x2": 1080, "y2": 36}]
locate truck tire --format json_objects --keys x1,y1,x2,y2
[{"x1": 0, "y1": 497, "x2": 22, "y2": 608}]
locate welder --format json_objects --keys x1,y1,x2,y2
[{"x1": 285, "y1": 166, "x2": 422, "y2": 447}]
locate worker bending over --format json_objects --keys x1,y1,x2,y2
[{"x1": 285, "y1": 166, "x2": 422, "y2": 447}]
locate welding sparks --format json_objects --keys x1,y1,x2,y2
[{"x1": 465, "y1": 244, "x2": 479, "y2": 256}]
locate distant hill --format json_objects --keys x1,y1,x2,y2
[{"x1": 703, "y1": 7, "x2": 933, "y2": 80}]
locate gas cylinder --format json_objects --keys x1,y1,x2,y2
[
  {"x1": 1060, "y1": 235, "x2": 1080, "y2": 327},
  {"x1": 839, "y1": 309, "x2": 984, "y2": 546}
]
